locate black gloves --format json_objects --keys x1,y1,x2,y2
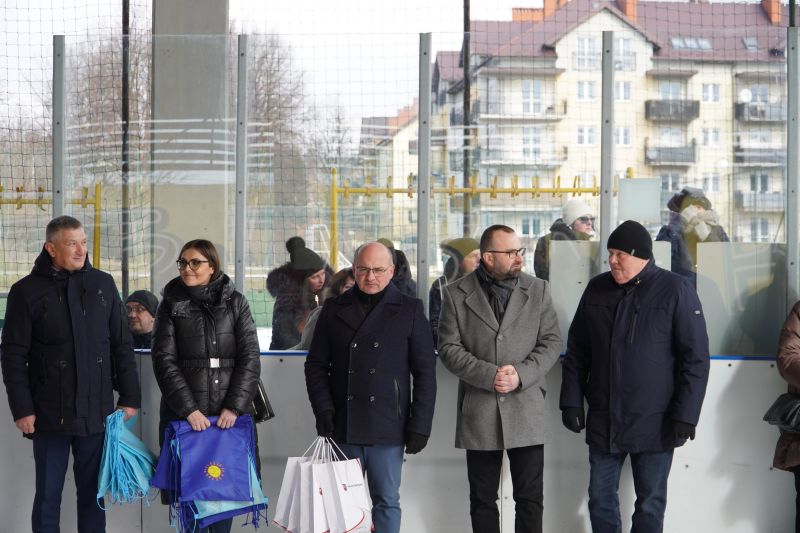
[
  {"x1": 562, "y1": 407, "x2": 586, "y2": 433},
  {"x1": 673, "y1": 420, "x2": 696, "y2": 441},
  {"x1": 315, "y1": 410, "x2": 335, "y2": 437},
  {"x1": 405, "y1": 430, "x2": 429, "y2": 454}
]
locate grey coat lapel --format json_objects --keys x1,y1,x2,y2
[
  {"x1": 499, "y1": 276, "x2": 532, "y2": 334},
  {"x1": 462, "y1": 275, "x2": 500, "y2": 332}
]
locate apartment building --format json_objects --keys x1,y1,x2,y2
[{"x1": 431, "y1": 0, "x2": 787, "y2": 243}]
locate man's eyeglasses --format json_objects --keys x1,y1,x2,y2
[
  {"x1": 577, "y1": 216, "x2": 595, "y2": 224},
  {"x1": 486, "y1": 248, "x2": 526, "y2": 258},
  {"x1": 355, "y1": 266, "x2": 391, "y2": 277},
  {"x1": 176, "y1": 258, "x2": 210, "y2": 271},
  {"x1": 126, "y1": 304, "x2": 148, "y2": 314}
]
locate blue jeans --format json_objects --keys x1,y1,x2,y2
[
  {"x1": 588, "y1": 448, "x2": 674, "y2": 533},
  {"x1": 338, "y1": 444, "x2": 404, "y2": 533},
  {"x1": 32, "y1": 432, "x2": 106, "y2": 533}
]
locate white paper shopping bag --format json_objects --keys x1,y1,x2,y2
[{"x1": 321, "y1": 458, "x2": 372, "y2": 533}]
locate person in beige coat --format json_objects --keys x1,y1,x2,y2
[
  {"x1": 438, "y1": 224, "x2": 562, "y2": 533},
  {"x1": 774, "y1": 301, "x2": 800, "y2": 532}
]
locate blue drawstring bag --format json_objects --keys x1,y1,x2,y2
[
  {"x1": 97, "y1": 410, "x2": 158, "y2": 507},
  {"x1": 152, "y1": 414, "x2": 267, "y2": 531}
]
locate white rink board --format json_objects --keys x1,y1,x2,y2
[{"x1": 0, "y1": 354, "x2": 792, "y2": 532}]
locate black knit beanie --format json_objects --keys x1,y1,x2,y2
[
  {"x1": 286, "y1": 237, "x2": 325, "y2": 272},
  {"x1": 125, "y1": 290, "x2": 159, "y2": 317},
  {"x1": 607, "y1": 220, "x2": 652, "y2": 260}
]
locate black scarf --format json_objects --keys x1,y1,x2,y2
[
  {"x1": 354, "y1": 284, "x2": 388, "y2": 318},
  {"x1": 475, "y1": 262, "x2": 518, "y2": 324}
]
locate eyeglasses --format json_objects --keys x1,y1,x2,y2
[
  {"x1": 355, "y1": 266, "x2": 391, "y2": 277},
  {"x1": 486, "y1": 248, "x2": 526, "y2": 258},
  {"x1": 176, "y1": 258, "x2": 209, "y2": 271},
  {"x1": 577, "y1": 216, "x2": 595, "y2": 224},
  {"x1": 126, "y1": 304, "x2": 148, "y2": 314}
]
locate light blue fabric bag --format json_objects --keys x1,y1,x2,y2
[{"x1": 97, "y1": 410, "x2": 158, "y2": 507}]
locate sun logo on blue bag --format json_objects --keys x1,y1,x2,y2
[{"x1": 204, "y1": 461, "x2": 225, "y2": 481}]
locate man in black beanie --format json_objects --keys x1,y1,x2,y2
[
  {"x1": 125, "y1": 290, "x2": 159, "y2": 349},
  {"x1": 560, "y1": 220, "x2": 710, "y2": 533}
]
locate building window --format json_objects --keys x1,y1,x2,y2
[
  {"x1": 577, "y1": 81, "x2": 596, "y2": 101},
  {"x1": 702, "y1": 83, "x2": 720, "y2": 102},
  {"x1": 522, "y1": 79, "x2": 543, "y2": 114},
  {"x1": 614, "y1": 37, "x2": 634, "y2": 70},
  {"x1": 615, "y1": 81, "x2": 631, "y2": 101},
  {"x1": 661, "y1": 173, "x2": 681, "y2": 191},
  {"x1": 521, "y1": 216, "x2": 541, "y2": 237},
  {"x1": 659, "y1": 81, "x2": 682, "y2": 100},
  {"x1": 577, "y1": 126, "x2": 595, "y2": 146},
  {"x1": 659, "y1": 127, "x2": 683, "y2": 146},
  {"x1": 487, "y1": 77, "x2": 502, "y2": 114},
  {"x1": 749, "y1": 129, "x2": 771, "y2": 145},
  {"x1": 702, "y1": 173, "x2": 719, "y2": 193},
  {"x1": 702, "y1": 128, "x2": 720, "y2": 147},
  {"x1": 615, "y1": 127, "x2": 631, "y2": 146},
  {"x1": 522, "y1": 126, "x2": 542, "y2": 158},
  {"x1": 576, "y1": 35, "x2": 600, "y2": 70},
  {"x1": 743, "y1": 37, "x2": 759, "y2": 52},
  {"x1": 750, "y1": 173, "x2": 769, "y2": 192},
  {"x1": 751, "y1": 218, "x2": 769, "y2": 242},
  {"x1": 750, "y1": 84, "x2": 769, "y2": 103}
]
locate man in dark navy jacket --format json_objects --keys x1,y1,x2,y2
[
  {"x1": 1, "y1": 216, "x2": 141, "y2": 532},
  {"x1": 305, "y1": 241, "x2": 437, "y2": 533},
  {"x1": 560, "y1": 220, "x2": 709, "y2": 533}
]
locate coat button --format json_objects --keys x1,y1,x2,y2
[
  {"x1": 499, "y1": 396, "x2": 505, "y2": 402},
  {"x1": 352, "y1": 343, "x2": 358, "y2": 348},
  {"x1": 497, "y1": 334, "x2": 504, "y2": 340},
  {"x1": 212, "y1": 340, "x2": 216, "y2": 344},
  {"x1": 347, "y1": 395, "x2": 354, "y2": 401},
  {"x1": 348, "y1": 370, "x2": 355, "y2": 374},
  {"x1": 373, "y1": 342, "x2": 379, "y2": 348},
  {"x1": 369, "y1": 395, "x2": 375, "y2": 402},
  {"x1": 369, "y1": 368, "x2": 376, "y2": 374},
  {"x1": 214, "y1": 379, "x2": 219, "y2": 384}
]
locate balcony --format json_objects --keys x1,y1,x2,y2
[
  {"x1": 735, "y1": 102, "x2": 787, "y2": 122},
  {"x1": 476, "y1": 146, "x2": 568, "y2": 169},
  {"x1": 734, "y1": 146, "x2": 785, "y2": 166},
  {"x1": 644, "y1": 99, "x2": 700, "y2": 122},
  {"x1": 645, "y1": 139, "x2": 696, "y2": 166},
  {"x1": 735, "y1": 190, "x2": 785, "y2": 212},
  {"x1": 472, "y1": 99, "x2": 567, "y2": 122}
]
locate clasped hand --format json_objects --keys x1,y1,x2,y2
[
  {"x1": 187, "y1": 408, "x2": 237, "y2": 431},
  {"x1": 494, "y1": 365, "x2": 520, "y2": 394}
]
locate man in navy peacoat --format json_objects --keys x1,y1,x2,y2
[{"x1": 305, "y1": 241, "x2": 437, "y2": 533}]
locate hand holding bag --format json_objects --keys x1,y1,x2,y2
[{"x1": 763, "y1": 392, "x2": 800, "y2": 433}]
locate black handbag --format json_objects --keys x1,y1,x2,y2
[
  {"x1": 763, "y1": 393, "x2": 800, "y2": 433},
  {"x1": 251, "y1": 379, "x2": 275, "y2": 423}
]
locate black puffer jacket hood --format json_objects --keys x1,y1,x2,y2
[{"x1": 151, "y1": 273, "x2": 261, "y2": 421}]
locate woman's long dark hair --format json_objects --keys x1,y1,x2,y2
[{"x1": 179, "y1": 239, "x2": 222, "y2": 281}]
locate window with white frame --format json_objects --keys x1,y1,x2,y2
[
  {"x1": 748, "y1": 129, "x2": 772, "y2": 145},
  {"x1": 750, "y1": 172, "x2": 769, "y2": 192},
  {"x1": 521, "y1": 215, "x2": 541, "y2": 237},
  {"x1": 522, "y1": 126, "x2": 542, "y2": 159},
  {"x1": 750, "y1": 84, "x2": 769, "y2": 103},
  {"x1": 577, "y1": 80, "x2": 596, "y2": 101},
  {"x1": 661, "y1": 172, "x2": 682, "y2": 191},
  {"x1": 702, "y1": 173, "x2": 720, "y2": 192},
  {"x1": 577, "y1": 126, "x2": 595, "y2": 146},
  {"x1": 659, "y1": 81, "x2": 682, "y2": 100},
  {"x1": 487, "y1": 77, "x2": 502, "y2": 114},
  {"x1": 576, "y1": 36, "x2": 600, "y2": 69},
  {"x1": 522, "y1": 79, "x2": 543, "y2": 114},
  {"x1": 750, "y1": 218, "x2": 770, "y2": 242},
  {"x1": 615, "y1": 37, "x2": 634, "y2": 70},
  {"x1": 615, "y1": 81, "x2": 631, "y2": 101},
  {"x1": 702, "y1": 128, "x2": 720, "y2": 147},
  {"x1": 702, "y1": 83, "x2": 720, "y2": 102},
  {"x1": 615, "y1": 127, "x2": 631, "y2": 146},
  {"x1": 659, "y1": 127, "x2": 683, "y2": 146}
]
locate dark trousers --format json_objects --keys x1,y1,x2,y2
[
  {"x1": 32, "y1": 432, "x2": 106, "y2": 533},
  {"x1": 466, "y1": 444, "x2": 544, "y2": 533},
  {"x1": 588, "y1": 448, "x2": 674, "y2": 533},
  {"x1": 199, "y1": 518, "x2": 233, "y2": 533}
]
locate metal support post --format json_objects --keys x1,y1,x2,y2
[
  {"x1": 52, "y1": 35, "x2": 66, "y2": 218},
  {"x1": 787, "y1": 27, "x2": 800, "y2": 310},
  {"x1": 417, "y1": 33, "x2": 433, "y2": 313},
  {"x1": 235, "y1": 34, "x2": 249, "y2": 294},
  {"x1": 598, "y1": 31, "x2": 615, "y2": 272}
]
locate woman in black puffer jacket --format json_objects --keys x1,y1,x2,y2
[{"x1": 151, "y1": 239, "x2": 261, "y2": 533}]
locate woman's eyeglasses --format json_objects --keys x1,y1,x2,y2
[{"x1": 176, "y1": 258, "x2": 209, "y2": 271}]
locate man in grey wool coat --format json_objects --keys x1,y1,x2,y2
[{"x1": 437, "y1": 224, "x2": 562, "y2": 533}]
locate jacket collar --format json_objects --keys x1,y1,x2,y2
[
  {"x1": 616, "y1": 258, "x2": 658, "y2": 288},
  {"x1": 336, "y1": 282, "x2": 402, "y2": 336},
  {"x1": 457, "y1": 271, "x2": 533, "y2": 333}
]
